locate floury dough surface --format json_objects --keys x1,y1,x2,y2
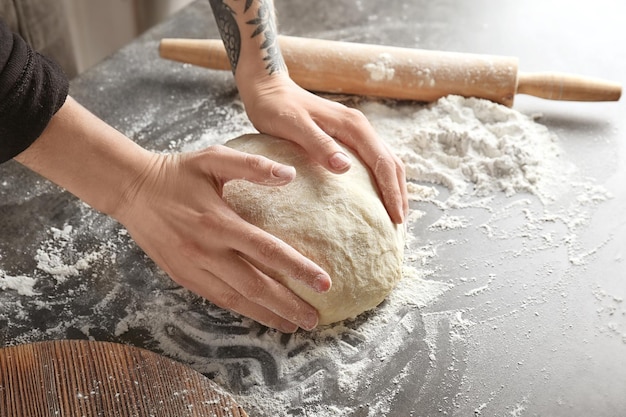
[{"x1": 222, "y1": 134, "x2": 406, "y2": 325}]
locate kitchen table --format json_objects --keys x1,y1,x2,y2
[{"x1": 1, "y1": 1, "x2": 624, "y2": 416}]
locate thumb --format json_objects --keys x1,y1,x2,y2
[{"x1": 199, "y1": 145, "x2": 296, "y2": 186}]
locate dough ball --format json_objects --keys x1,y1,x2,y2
[{"x1": 222, "y1": 134, "x2": 405, "y2": 325}]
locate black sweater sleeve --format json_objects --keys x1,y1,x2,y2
[{"x1": 0, "y1": 18, "x2": 69, "y2": 164}]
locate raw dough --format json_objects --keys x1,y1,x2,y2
[{"x1": 222, "y1": 134, "x2": 405, "y2": 325}]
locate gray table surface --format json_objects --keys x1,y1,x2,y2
[{"x1": 1, "y1": 1, "x2": 625, "y2": 416}]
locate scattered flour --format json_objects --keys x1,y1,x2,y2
[
  {"x1": 110, "y1": 96, "x2": 611, "y2": 416},
  {"x1": 34, "y1": 225, "x2": 114, "y2": 283},
  {"x1": 180, "y1": 101, "x2": 254, "y2": 153},
  {"x1": 362, "y1": 95, "x2": 611, "y2": 266},
  {"x1": 0, "y1": 272, "x2": 38, "y2": 296},
  {"x1": 364, "y1": 53, "x2": 396, "y2": 81},
  {"x1": 429, "y1": 213, "x2": 469, "y2": 231},
  {"x1": 0, "y1": 224, "x2": 117, "y2": 296}
]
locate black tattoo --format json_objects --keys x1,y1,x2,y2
[
  {"x1": 209, "y1": 0, "x2": 286, "y2": 76},
  {"x1": 209, "y1": 0, "x2": 241, "y2": 73},
  {"x1": 246, "y1": 1, "x2": 286, "y2": 75}
]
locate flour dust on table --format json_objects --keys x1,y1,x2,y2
[{"x1": 0, "y1": 95, "x2": 614, "y2": 416}]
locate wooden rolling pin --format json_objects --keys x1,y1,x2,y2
[{"x1": 159, "y1": 36, "x2": 622, "y2": 107}]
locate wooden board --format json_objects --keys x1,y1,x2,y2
[{"x1": 0, "y1": 340, "x2": 247, "y2": 417}]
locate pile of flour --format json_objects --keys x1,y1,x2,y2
[
  {"x1": 363, "y1": 95, "x2": 568, "y2": 207},
  {"x1": 364, "y1": 95, "x2": 611, "y2": 267}
]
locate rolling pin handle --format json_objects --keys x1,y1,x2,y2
[{"x1": 516, "y1": 72, "x2": 622, "y2": 102}]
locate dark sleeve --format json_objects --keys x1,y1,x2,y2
[{"x1": 0, "y1": 18, "x2": 69, "y2": 164}]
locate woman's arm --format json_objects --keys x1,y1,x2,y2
[
  {"x1": 209, "y1": 0, "x2": 409, "y2": 224},
  {"x1": 2, "y1": 16, "x2": 329, "y2": 332},
  {"x1": 0, "y1": 18, "x2": 68, "y2": 163}
]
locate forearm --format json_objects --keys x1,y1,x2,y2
[
  {"x1": 14, "y1": 96, "x2": 155, "y2": 218},
  {"x1": 209, "y1": 1, "x2": 407, "y2": 224},
  {"x1": 209, "y1": 0, "x2": 287, "y2": 92}
]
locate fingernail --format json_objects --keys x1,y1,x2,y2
[
  {"x1": 329, "y1": 152, "x2": 351, "y2": 171},
  {"x1": 314, "y1": 274, "x2": 332, "y2": 293},
  {"x1": 301, "y1": 312, "x2": 319, "y2": 331},
  {"x1": 272, "y1": 165, "x2": 296, "y2": 179}
]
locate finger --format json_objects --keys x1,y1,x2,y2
[
  {"x1": 199, "y1": 145, "x2": 296, "y2": 185},
  {"x1": 226, "y1": 223, "x2": 332, "y2": 294},
  {"x1": 276, "y1": 116, "x2": 353, "y2": 174},
  {"x1": 179, "y1": 267, "x2": 303, "y2": 333},
  {"x1": 393, "y1": 152, "x2": 410, "y2": 218},
  {"x1": 375, "y1": 141, "x2": 409, "y2": 224},
  {"x1": 304, "y1": 120, "x2": 406, "y2": 224},
  {"x1": 322, "y1": 110, "x2": 407, "y2": 224},
  {"x1": 167, "y1": 215, "x2": 313, "y2": 332},
  {"x1": 212, "y1": 252, "x2": 321, "y2": 330},
  {"x1": 372, "y1": 149, "x2": 406, "y2": 224}
]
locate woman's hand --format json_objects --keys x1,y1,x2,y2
[
  {"x1": 239, "y1": 73, "x2": 409, "y2": 224},
  {"x1": 17, "y1": 97, "x2": 330, "y2": 333},
  {"x1": 113, "y1": 145, "x2": 331, "y2": 333},
  {"x1": 208, "y1": 0, "x2": 408, "y2": 224}
]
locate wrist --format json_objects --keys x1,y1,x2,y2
[
  {"x1": 109, "y1": 152, "x2": 173, "y2": 227},
  {"x1": 236, "y1": 70, "x2": 292, "y2": 110},
  {"x1": 15, "y1": 97, "x2": 157, "y2": 219}
]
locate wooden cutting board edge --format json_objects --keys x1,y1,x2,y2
[{"x1": 0, "y1": 339, "x2": 248, "y2": 417}]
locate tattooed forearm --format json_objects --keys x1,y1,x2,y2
[
  {"x1": 209, "y1": 0, "x2": 241, "y2": 73},
  {"x1": 209, "y1": 0, "x2": 286, "y2": 76},
  {"x1": 245, "y1": 1, "x2": 287, "y2": 75}
]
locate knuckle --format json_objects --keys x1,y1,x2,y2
[
  {"x1": 289, "y1": 262, "x2": 314, "y2": 285},
  {"x1": 266, "y1": 109, "x2": 299, "y2": 133},
  {"x1": 255, "y1": 235, "x2": 283, "y2": 260},
  {"x1": 215, "y1": 288, "x2": 244, "y2": 312},
  {"x1": 309, "y1": 133, "x2": 343, "y2": 160},
  {"x1": 202, "y1": 145, "x2": 225, "y2": 159},
  {"x1": 309, "y1": 130, "x2": 336, "y2": 148},
  {"x1": 198, "y1": 212, "x2": 221, "y2": 234},
  {"x1": 343, "y1": 107, "x2": 367, "y2": 125},
  {"x1": 198, "y1": 211, "x2": 235, "y2": 238},
  {"x1": 238, "y1": 277, "x2": 268, "y2": 303},
  {"x1": 242, "y1": 230, "x2": 286, "y2": 261},
  {"x1": 178, "y1": 239, "x2": 202, "y2": 260},
  {"x1": 244, "y1": 153, "x2": 267, "y2": 172},
  {"x1": 374, "y1": 154, "x2": 395, "y2": 174}
]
